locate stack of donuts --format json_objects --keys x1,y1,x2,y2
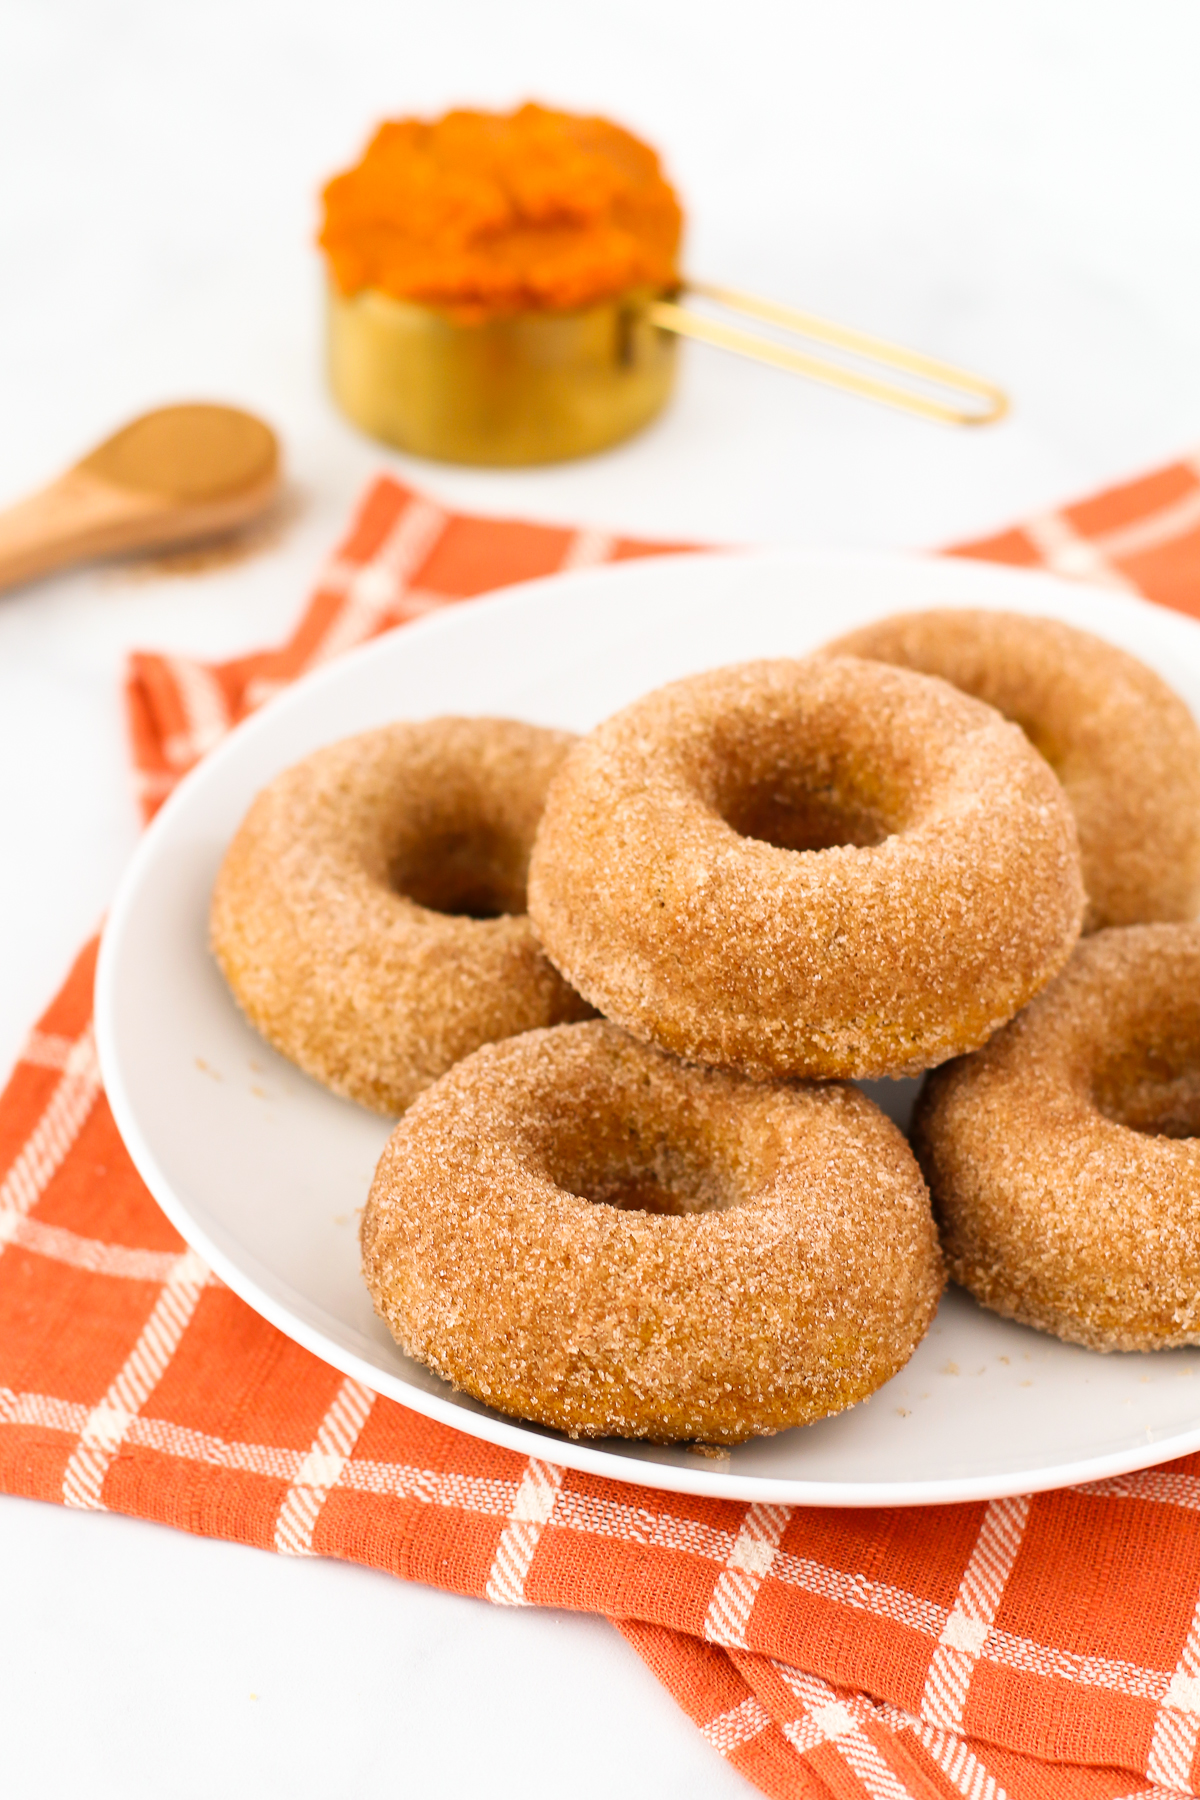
[{"x1": 210, "y1": 610, "x2": 1200, "y2": 1445}]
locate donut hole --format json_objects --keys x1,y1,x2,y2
[
  {"x1": 692, "y1": 697, "x2": 909, "y2": 854},
  {"x1": 575, "y1": 1168, "x2": 707, "y2": 1215},
  {"x1": 390, "y1": 823, "x2": 529, "y2": 918},
  {"x1": 1093, "y1": 1036, "x2": 1200, "y2": 1139},
  {"x1": 722, "y1": 781, "x2": 890, "y2": 853},
  {"x1": 1003, "y1": 711, "x2": 1066, "y2": 774},
  {"x1": 544, "y1": 1118, "x2": 740, "y2": 1216}
]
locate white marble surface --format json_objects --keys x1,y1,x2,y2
[{"x1": 2, "y1": 2, "x2": 1200, "y2": 1793}]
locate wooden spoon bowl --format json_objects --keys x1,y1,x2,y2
[{"x1": 0, "y1": 403, "x2": 280, "y2": 593}]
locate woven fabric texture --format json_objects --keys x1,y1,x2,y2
[{"x1": 7, "y1": 459, "x2": 1200, "y2": 1800}]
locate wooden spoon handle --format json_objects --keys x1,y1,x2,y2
[
  {"x1": 0, "y1": 464, "x2": 277, "y2": 596},
  {"x1": 0, "y1": 468, "x2": 167, "y2": 594}
]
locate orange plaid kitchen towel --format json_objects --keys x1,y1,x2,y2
[
  {"x1": 7, "y1": 458, "x2": 1200, "y2": 1800},
  {"x1": 126, "y1": 489, "x2": 696, "y2": 820}
]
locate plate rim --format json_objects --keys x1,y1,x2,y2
[{"x1": 96, "y1": 543, "x2": 1200, "y2": 1506}]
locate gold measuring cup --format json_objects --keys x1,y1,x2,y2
[{"x1": 327, "y1": 279, "x2": 1007, "y2": 467}]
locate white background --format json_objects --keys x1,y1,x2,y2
[{"x1": 2, "y1": 2, "x2": 1199, "y2": 1793}]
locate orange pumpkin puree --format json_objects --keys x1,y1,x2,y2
[{"x1": 319, "y1": 104, "x2": 683, "y2": 322}]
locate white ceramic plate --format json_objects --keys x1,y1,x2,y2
[{"x1": 96, "y1": 547, "x2": 1200, "y2": 1506}]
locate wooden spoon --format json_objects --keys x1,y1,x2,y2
[{"x1": 0, "y1": 403, "x2": 280, "y2": 594}]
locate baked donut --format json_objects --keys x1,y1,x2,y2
[
  {"x1": 527, "y1": 657, "x2": 1084, "y2": 1081},
  {"x1": 825, "y1": 609, "x2": 1200, "y2": 931},
  {"x1": 210, "y1": 717, "x2": 592, "y2": 1115},
  {"x1": 914, "y1": 924, "x2": 1200, "y2": 1351},
  {"x1": 362, "y1": 1021, "x2": 944, "y2": 1442}
]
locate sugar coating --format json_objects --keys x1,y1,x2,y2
[
  {"x1": 361, "y1": 1021, "x2": 944, "y2": 1443},
  {"x1": 527, "y1": 656, "x2": 1085, "y2": 1081},
  {"x1": 915, "y1": 923, "x2": 1200, "y2": 1351},
  {"x1": 210, "y1": 717, "x2": 592, "y2": 1115},
  {"x1": 827, "y1": 609, "x2": 1200, "y2": 932}
]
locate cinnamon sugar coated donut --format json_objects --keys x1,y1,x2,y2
[
  {"x1": 361, "y1": 1021, "x2": 944, "y2": 1442},
  {"x1": 527, "y1": 657, "x2": 1085, "y2": 1081},
  {"x1": 915, "y1": 924, "x2": 1200, "y2": 1351},
  {"x1": 826, "y1": 610, "x2": 1200, "y2": 931},
  {"x1": 210, "y1": 717, "x2": 591, "y2": 1114}
]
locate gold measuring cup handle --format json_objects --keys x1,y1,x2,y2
[
  {"x1": 324, "y1": 278, "x2": 1008, "y2": 468},
  {"x1": 650, "y1": 281, "x2": 1008, "y2": 427}
]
